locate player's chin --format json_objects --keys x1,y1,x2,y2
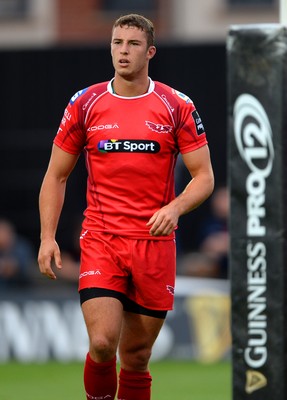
[
  {"x1": 116, "y1": 69, "x2": 135, "y2": 79},
  {"x1": 116, "y1": 65, "x2": 129, "y2": 73}
]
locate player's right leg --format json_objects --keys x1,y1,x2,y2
[
  {"x1": 81, "y1": 295, "x2": 123, "y2": 400},
  {"x1": 82, "y1": 296, "x2": 123, "y2": 362},
  {"x1": 77, "y1": 231, "x2": 139, "y2": 399}
]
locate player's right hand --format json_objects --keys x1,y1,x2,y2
[{"x1": 38, "y1": 239, "x2": 62, "y2": 280}]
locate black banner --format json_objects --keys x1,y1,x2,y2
[{"x1": 228, "y1": 24, "x2": 287, "y2": 398}]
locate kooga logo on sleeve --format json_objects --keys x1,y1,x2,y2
[{"x1": 233, "y1": 93, "x2": 274, "y2": 394}]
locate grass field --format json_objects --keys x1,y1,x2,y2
[{"x1": 0, "y1": 360, "x2": 231, "y2": 400}]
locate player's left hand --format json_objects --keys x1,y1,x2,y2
[{"x1": 147, "y1": 205, "x2": 179, "y2": 236}]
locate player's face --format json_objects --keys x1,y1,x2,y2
[{"x1": 111, "y1": 25, "x2": 156, "y2": 80}]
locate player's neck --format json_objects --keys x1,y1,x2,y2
[{"x1": 112, "y1": 76, "x2": 150, "y2": 97}]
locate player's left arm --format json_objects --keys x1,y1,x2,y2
[{"x1": 147, "y1": 144, "x2": 214, "y2": 236}]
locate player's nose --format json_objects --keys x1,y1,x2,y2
[{"x1": 120, "y1": 43, "x2": 129, "y2": 54}]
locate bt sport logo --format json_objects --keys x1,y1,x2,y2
[{"x1": 98, "y1": 139, "x2": 160, "y2": 153}]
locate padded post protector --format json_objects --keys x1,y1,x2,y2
[{"x1": 227, "y1": 24, "x2": 287, "y2": 399}]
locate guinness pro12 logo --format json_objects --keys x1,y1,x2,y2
[{"x1": 233, "y1": 93, "x2": 274, "y2": 395}]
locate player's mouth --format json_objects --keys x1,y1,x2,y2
[{"x1": 119, "y1": 59, "x2": 130, "y2": 66}]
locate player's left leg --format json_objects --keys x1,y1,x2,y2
[
  {"x1": 116, "y1": 238, "x2": 175, "y2": 399},
  {"x1": 117, "y1": 311, "x2": 165, "y2": 400}
]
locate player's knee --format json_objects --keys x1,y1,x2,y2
[
  {"x1": 121, "y1": 347, "x2": 152, "y2": 371},
  {"x1": 89, "y1": 335, "x2": 117, "y2": 361}
]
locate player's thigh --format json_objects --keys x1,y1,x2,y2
[
  {"x1": 82, "y1": 297, "x2": 124, "y2": 345},
  {"x1": 119, "y1": 311, "x2": 165, "y2": 370},
  {"x1": 131, "y1": 239, "x2": 176, "y2": 310}
]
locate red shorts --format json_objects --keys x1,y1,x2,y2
[{"x1": 78, "y1": 230, "x2": 176, "y2": 311}]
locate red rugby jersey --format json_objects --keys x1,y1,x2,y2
[{"x1": 54, "y1": 79, "x2": 208, "y2": 239}]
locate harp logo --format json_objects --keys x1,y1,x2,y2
[{"x1": 245, "y1": 370, "x2": 267, "y2": 394}]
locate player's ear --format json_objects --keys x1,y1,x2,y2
[{"x1": 147, "y1": 46, "x2": 156, "y2": 60}]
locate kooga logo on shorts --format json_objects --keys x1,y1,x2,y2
[{"x1": 98, "y1": 139, "x2": 160, "y2": 153}]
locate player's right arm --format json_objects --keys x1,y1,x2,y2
[{"x1": 38, "y1": 144, "x2": 80, "y2": 280}]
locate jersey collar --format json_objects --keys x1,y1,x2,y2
[{"x1": 107, "y1": 78, "x2": 155, "y2": 98}]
